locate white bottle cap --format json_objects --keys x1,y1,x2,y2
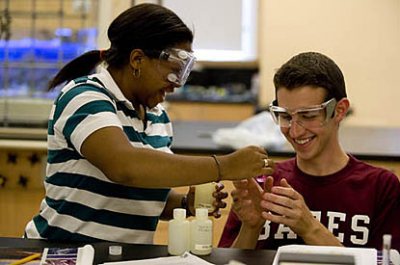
[
  {"x1": 173, "y1": 208, "x2": 186, "y2": 220},
  {"x1": 195, "y1": 208, "x2": 209, "y2": 219},
  {"x1": 383, "y1": 234, "x2": 392, "y2": 247},
  {"x1": 109, "y1": 245, "x2": 122, "y2": 256}
]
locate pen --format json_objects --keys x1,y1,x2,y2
[{"x1": 9, "y1": 252, "x2": 41, "y2": 265}]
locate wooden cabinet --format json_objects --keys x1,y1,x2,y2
[
  {"x1": 0, "y1": 189, "x2": 44, "y2": 237},
  {"x1": 0, "y1": 143, "x2": 46, "y2": 237},
  {"x1": 165, "y1": 101, "x2": 255, "y2": 122}
]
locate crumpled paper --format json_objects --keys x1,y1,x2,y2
[{"x1": 212, "y1": 111, "x2": 287, "y2": 149}]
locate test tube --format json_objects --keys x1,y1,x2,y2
[{"x1": 382, "y1": 234, "x2": 392, "y2": 265}]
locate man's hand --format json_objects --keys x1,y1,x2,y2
[
  {"x1": 231, "y1": 176, "x2": 274, "y2": 228},
  {"x1": 260, "y1": 178, "x2": 341, "y2": 246},
  {"x1": 230, "y1": 176, "x2": 274, "y2": 249}
]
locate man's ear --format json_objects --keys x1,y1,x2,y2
[
  {"x1": 335, "y1": 98, "x2": 350, "y2": 122},
  {"x1": 129, "y1": 49, "x2": 144, "y2": 69}
]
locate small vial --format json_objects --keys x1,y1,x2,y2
[
  {"x1": 382, "y1": 234, "x2": 392, "y2": 265},
  {"x1": 194, "y1": 182, "x2": 216, "y2": 213}
]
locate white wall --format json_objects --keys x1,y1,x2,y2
[
  {"x1": 259, "y1": 0, "x2": 400, "y2": 127},
  {"x1": 97, "y1": 0, "x2": 131, "y2": 49}
]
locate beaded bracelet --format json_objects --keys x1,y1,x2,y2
[{"x1": 211, "y1": 154, "x2": 222, "y2": 182}]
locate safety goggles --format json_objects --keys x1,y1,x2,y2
[
  {"x1": 158, "y1": 48, "x2": 196, "y2": 87},
  {"x1": 268, "y1": 98, "x2": 337, "y2": 128}
]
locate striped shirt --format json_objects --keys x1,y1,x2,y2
[{"x1": 25, "y1": 68, "x2": 172, "y2": 243}]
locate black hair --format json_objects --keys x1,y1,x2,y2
[
  {"x1": 48, "y1": 3, "x2": 193, "y2": 90},
  {"x1": 273, "y1": 52, "x2": 347, "y2": 102}
]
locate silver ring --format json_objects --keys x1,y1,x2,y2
[{"x1": 263, "y1": 158, "x2": 269, "y2": 168}]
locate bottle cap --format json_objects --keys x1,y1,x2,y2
[
  {"x1": 173, "y1": 208, "x2": 186, "y2": 220},
  {"x1": 109, "y1": 245, "x2": 122, "y2": 256},
  {"x1": 383, "y1": 234, "x2": 392, "y2": 246},
  {"x1": 195, "y1": 208, "x2": 209, "y2": 218}
]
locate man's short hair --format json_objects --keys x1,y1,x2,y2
[{"x1": 273, "y1": 52, "x2": 347, "y2": 102}]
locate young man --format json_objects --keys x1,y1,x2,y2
[{"x1": 218, "y1": 52, "x2": 400, "y2": 250}]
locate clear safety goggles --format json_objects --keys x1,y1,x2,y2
[
  {"x1": 268, "y1": 98, "x2": 337, "y2": 128},
  {"x1": 158, "y1": 48, "x2": 196, "y2": 87}
]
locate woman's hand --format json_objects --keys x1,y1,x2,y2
[{"x1": 219, "y1": 146, "x2": 275, "y2": 181}]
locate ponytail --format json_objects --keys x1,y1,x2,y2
[{"x1": 48, "y1": 50, "x2": 103, "y2": 90}]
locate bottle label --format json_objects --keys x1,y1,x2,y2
[
  {"x1": 197, "y1": 203, "x2": 213, "y2": 210},
  {"x1": 194, "y1": 183, "x2": 216, "y2": 213},
  {"x1": 197, "y1": 225, "x2": 212, "y2": 233},
  {"x1": 194, "y1": 244, "x2": 212, "y2": 251}
]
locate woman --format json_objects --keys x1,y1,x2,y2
[{"x1": 24, "y1": 3, "x2": 273, "y2": 244}]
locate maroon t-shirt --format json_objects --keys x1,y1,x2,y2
[{"x1": 219, "y1": 155, "x2": 400, "y2": 250}]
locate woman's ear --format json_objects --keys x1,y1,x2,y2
[
  {"x1": 129, "y1": 49, "x2": 144, "y2": 69},
  {"x1": 334, "y1": 98, "x2": 350, "y2": 122}
]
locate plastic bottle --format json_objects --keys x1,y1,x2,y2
[
  {"x1": 190, "y1": 208, "x2": 213, "y2": 255},
  {"x1": 168, "y1": 208, "x2": 190, "y2": 256},
  {"x1": 194, "y1": 182, "x2": 216, "y2": 213},
  {"x1": 382, "y1": 234, "x2": 392, "y2": 265}
]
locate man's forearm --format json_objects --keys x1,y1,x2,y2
[
  {"x1": 232, "y1": 224, "x2": 263, "y2": 249},
  {"x1": 301, "y1": 221, "x2": 343, "y2": 246}
]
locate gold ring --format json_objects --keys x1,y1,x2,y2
[{"x1": 263, "y1": 158, "x2": 269, "y2": 168}]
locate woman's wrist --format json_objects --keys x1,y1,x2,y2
[{"x1": 211, "y1": 154, "x2": 222, "y2": 182}]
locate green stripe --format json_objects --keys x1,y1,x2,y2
[
  {"x1": 115, "y1": 102, "x2": 139, "y2": 119},
  {"x1": 147, "y1": 110, "x2": 170, "y2": 124},
  {"x1": 46, "y1": 172, "x2": 170, "y2": 201},
  {"x1": 91, "y1": 77, "x2": 106, "y2": 88},
  {"x1": 123, "y1": 127, "x2": 172, "y2": 148},
  {"x1": 74, "y1": 76, "x2": 92, "y2": 84},
  {"x1": 48, "y1": 92, "x2": 64, "y2": 136},
  {"x1": 75, "y1": 76, "x2": 107, "y2": 89},
  {"x1": 45, "y1": 197, "x2": 159, "y2": 231},
  {"x1": 53, "y1": 84, "x2": 113, "y2": 125},
  {"x1": 63, "y1": 100, "x2": 116, "y2": 142},
  {"x1": 48, "y1": 149, "x2": 83, "y2": 163},
  {"x1": 48, "y1": 119, "x2": 54, "y2": 135},
  {"x1": 33, "y1": 214, "x2": 102, "y2": 243}
]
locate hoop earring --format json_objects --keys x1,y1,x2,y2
[{"x1": 133, "y1": 68, "x2": 141, "y2": 78}]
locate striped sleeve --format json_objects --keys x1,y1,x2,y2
[{"x1": 53, "y1": 84, "x2": 122, "y2": 155}]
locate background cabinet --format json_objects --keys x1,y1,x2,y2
[
  {"x1": 165, "y1": 101, "x2": 254, "y2": 122},
  {"x1": 0, "y1": 143, "x2": 46, "y2": 237}
]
